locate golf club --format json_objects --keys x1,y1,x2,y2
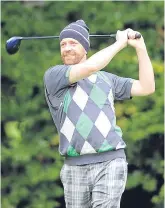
[{"x1": 6, "y1": 33, "x2": 141, "y2": 55}]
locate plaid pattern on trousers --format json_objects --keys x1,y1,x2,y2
[{"x1": 60, "y1": 158, "x2": 128, "y2": 208}]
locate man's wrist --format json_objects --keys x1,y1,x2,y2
[
  {"x1": 135, "y1": 46, "x2": 147, "y2": 54},
  {"x1": 114, "y1": 40, "x2": 127, "y2": 50}
]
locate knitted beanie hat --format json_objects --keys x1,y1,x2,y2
[{"x1": 59, "y1": 20, "x2": 90, "y2": 52}]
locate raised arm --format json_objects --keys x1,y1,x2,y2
[
  {"x1": 127, "y1": 29, "x2": 155, "y2": 96},
  {"x1": 69, "y1": 30, "x2": 129, "y2": 84}
]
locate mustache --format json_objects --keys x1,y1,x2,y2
[{"x1": 62, "y1": 51, "x2": 76, "y2": 57}]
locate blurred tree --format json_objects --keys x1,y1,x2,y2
[{"x1": 1, "y1": 1, "x2": 164, "y2": 208}]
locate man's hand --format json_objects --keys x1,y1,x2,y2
[
  {"x1": 127, "y1": 28, "x2": 146, "y2": 51},
  {"x1": 116, "y1": 29, "x2": 128, "y2": 48},
  {"x1": 116, "y1": 28, "x2": 146, "y2": 51}
]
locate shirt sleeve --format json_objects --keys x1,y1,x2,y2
[
  {"x1": 44, "y1": 65, "x2": 73, "y2": 97},
  {"x1": 110, "y1": 73, "x2": 135, "y2": 100}
]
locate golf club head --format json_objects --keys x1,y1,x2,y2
[{"x1": 6, "y1": 37, "x2": 22, "y2": 55}]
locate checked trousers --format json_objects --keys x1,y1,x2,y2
[{"x1": 60, "y1": 158, "x2": 127, "y2": 208}]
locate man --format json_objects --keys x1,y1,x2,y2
[{"x1": 44, "y1": 20, "x2": 155, "y2": 208}]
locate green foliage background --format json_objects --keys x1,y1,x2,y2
[{"x1": 1, "y1": 1, "x2": 164, "y2": 208}]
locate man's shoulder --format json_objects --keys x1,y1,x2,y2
[
  {"x1": 44, "y1": 65, "x2": 62, "y2": 75},
  {"x1": 43, "y1": 65, "x2": 58, "y2": 84},
  {"x1": 44, "y1": 65, "x2": 65, "y2": 80}
]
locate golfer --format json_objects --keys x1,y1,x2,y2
[{"x1": 44, "y1": 20, "x2": 155, "y2": 208}]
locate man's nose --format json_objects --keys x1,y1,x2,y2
[{"x1": 65, "y1": 44, "x2": 72, "y2": 51}]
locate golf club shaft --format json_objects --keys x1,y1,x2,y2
[
  {"x1": 20, "y1": 34, "x2": 116, "y2": 40},
  {"x1": 13, "y1": 32, "x2": 141, "y2": 41}
]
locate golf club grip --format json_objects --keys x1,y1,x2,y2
[
  {"x1": 135, "y1": 33, "x2": 141, "y2": 39},
  {"x1": 128, "y1": 32, "x2": 141, "y2": 39}
]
